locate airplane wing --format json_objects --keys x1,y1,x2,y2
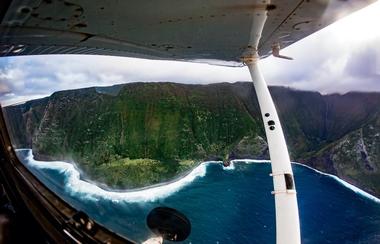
[
  {"x1": 0, "y1": 0, "x2": 376, "y2": 66},
  {"x1": 0, "y1": 1, "x2": 377, "y2": 243}
]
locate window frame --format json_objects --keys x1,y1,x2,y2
[{"x1": 0, "y1": 105, "x2": 135, "y2": 243}]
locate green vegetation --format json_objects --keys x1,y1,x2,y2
[
  {"x1": 304, "y1": 115, "x2": 380, "y2": 196},
  {"x1": 17, "y1": 83, "x2": 262, "y2": 188},
  {"x1": 86, "y1": 158, "x2": 198, "y2": 189},
  {"x1": 4, "y1": 82, "x2": 380, "y2": 195}
]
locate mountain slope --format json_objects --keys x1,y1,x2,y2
[
  {"x1": 3, "y1": 82, "x2": 380, "y2": 195},
  {"x1": 304, "y1": 114, "x2": 380, "y2": 196}
]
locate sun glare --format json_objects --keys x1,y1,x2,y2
[{"x1": 327, "y1": 1, "x2": 380, "y2": 43}]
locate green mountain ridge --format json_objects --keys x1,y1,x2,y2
[{"x1": 3, "y1": 82, "x2": 380, "y2": 196}]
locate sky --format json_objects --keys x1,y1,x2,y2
[{"x1": 1, "y1": 1, "x2": 380, "y2": 106}]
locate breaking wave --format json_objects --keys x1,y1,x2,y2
[
  {"x1": 222, "y1": 162, "x2": 235, "y2": 170},
  {"x1": 18, "y1": 149, "x2": 210, "y2": 202},
  {"x1": 293, "y1": 162, "x2": 380, "y2": 204},
  {"x1": 222, "y1": 159, "x2": 270, "y2": 170},
  {"x1": 16, "y1": 149, "x2": 380, "y2": 204}
]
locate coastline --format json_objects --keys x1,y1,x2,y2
[
  {"x1": 16, "y1": 148, "x2": 210, "y2": 202},
  {"x1": 292, "y1": 162, "x2": 380, "y2": 204},
  {"x1": 15, "y1": 148, "x2": 380, "y2": 204}
]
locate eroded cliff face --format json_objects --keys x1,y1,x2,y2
[
  {"x1": 29, "y1": 83, "x2": 263, "y2": 165},
  {"x1": 304, "y1": 115, "x2": 380, "y2": 196},
  {"x1": 3, "y1": 97, "x2": 49, "y2": 149},
  {"x1": 3, "y1": 82, "x2": 380, "y2": 194}
]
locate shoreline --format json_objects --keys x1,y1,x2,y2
[
  {"x1": 80, "y1": 160, "x2": 211, "y2": 193},
  {"x1": 17, "y1": 148, "x2": 209, "y2": 202},
  {"x1": 54, "y1": 159, "x2": 270, "y2": 193},
  {"x1": 18, "y1": 148, "x2": 209, "y2": 193},
  {"x1": 15, "y1": 149, "x2": 380, "y2": 203},
  {"x1": 292, "y1": 162, "x2": 380, "y2": 204}
]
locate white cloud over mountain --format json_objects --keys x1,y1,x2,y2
[{"x1": 1, "y1": 1, "x2": 380, "y2": 106}]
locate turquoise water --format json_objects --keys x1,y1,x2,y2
[{"x1": 17, "y1": 149, "x2": 380, "y2": 243}]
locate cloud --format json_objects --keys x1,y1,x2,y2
[
  {"x1": 261, "y1": 40, "x2": 380, "y2": 94},
  {"x1": 0, "y1": 55, "x2": 252, "y2": 105},
  {"x1": 344, "y1": 45, "x2": 380, "y2": 79},
  {"x1": 260, "y1": 1, "x2": 380, "y2": 94},
  {"x1": 0, "y1": 1, "x2": 380, "y2": 105},
  {"x1": 0, "y1": 83, "x2": 11, "y2": 95}
]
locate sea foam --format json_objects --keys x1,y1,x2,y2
[
  {"x1": 232, "y1": 159, "x2": 380, "y2": 204},
  {"x1": 222, "y1": 162, "x2": 235, "y2": 170},
  {"x1": 16, "y1": 149, "x2": 380, "y2": 204},
  {"x1": 19, "y1": 149, "x2": 208, "y2": 202},
  {"x1": 293, "y1": 162, "x2": 380, "y2": 204}
]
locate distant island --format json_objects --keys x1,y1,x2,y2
[{"x1": 3, "y1": 82, "x2": 380, "y2": 196}]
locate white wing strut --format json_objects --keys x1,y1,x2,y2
[
  {"x1": 242, "y1": 2, "x2": 301, "y2": 244},
  {"x1": 247, "y1": 61, "x2": 301, "y2": 244}
]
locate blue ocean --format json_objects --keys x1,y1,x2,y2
[{"x1": 16, "y1": 149, "x2": 380, "y2": 243}]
